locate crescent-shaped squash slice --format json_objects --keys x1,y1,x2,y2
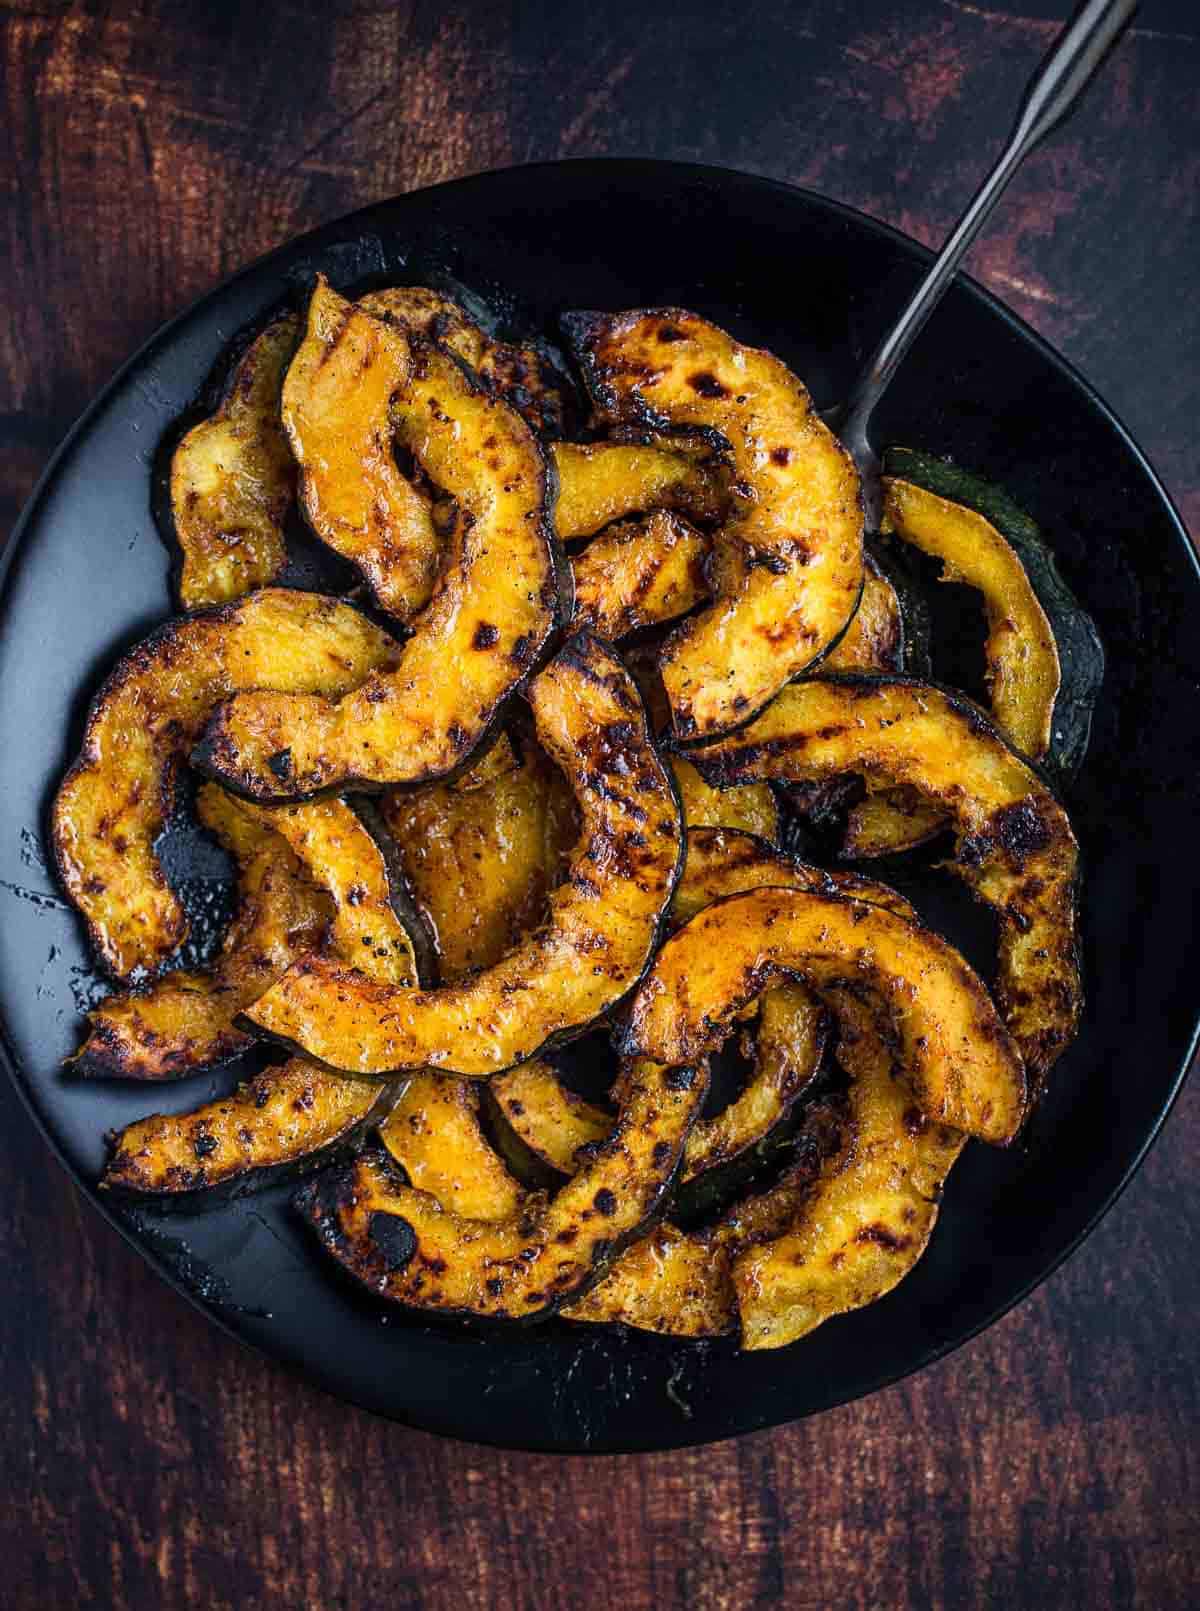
[
  {"x1": 170, "y1": 313, "x2": 299, "y2": 609},
  {"x1": 731, "y1": 991, "x2": 966, "y2": 1349},
  {"x1": 52, "y1": 589, "x2": 400, "y2": 981},
  {"x1": 620, "y1": 885, "x2": 1025, "y2": 1144},
  {"x1": 490, "y1": 829, "x2": 914, "y2": 1183},
  {"x1": 297, "y1": 1055, "x2": 706, "y2": 1321},
  {"x1": 688, "y1": 675, "x2": 1080, "y2": 1083},
  {"x1": 377, "y1": 1074, "x2": 525, "y2": 1221},
  {"x1": 671, "y1": 757, "x2": 779, "y2": 841},
  {"x1": 563, "y1": 308, "x2": 862, "y2": 739},
  {"x1": 98, "y1": 788, "x2": 423, "y2": 1187},
  {"x1": 281, "y1": 278, "x2": 441, "y2": 621},
  {"x1": 242, "y1": 634, "x2": 683, "y2": 1076},
  {"x1": 78, "y1": 784, "x2": 332, "y2": 1080},
  {"x1": 571, "y1": 510, "x2": 710, "y2": 639},
  {"x1": 100, "y1": 1061, "x2": 392, "y2": 1201},
  {"x1": 358, "y1": 286, "x2": 575, "y2": 440},
  {"x1": 562, "y1": 1221, "x2": 738, "y2": 1337},
  {"x1": 551, "y1": 441, "x2": 725, "y2": 540},
  {"x1": 195, "y1": 339, "x2": 561, "y2": 801},
  {"x1": 820, "y1": 553, "x2": 905, "y2": 674},
  {"x1": 379, "y1": 730, "x2": 575, "y2": 978}
]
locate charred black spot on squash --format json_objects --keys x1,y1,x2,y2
[{"x1": 368, "y1": 1211, "x2": 418, "y2": 1271}]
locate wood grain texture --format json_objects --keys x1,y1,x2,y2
[{"x1": 1, "y1": 0, "x2": 1197, "y2": 1606}]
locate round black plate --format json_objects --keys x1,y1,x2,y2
[{"x1": 2, "y1": 161, "x2": 1197, "y2": 1454}]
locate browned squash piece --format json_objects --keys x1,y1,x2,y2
[
  {"x1": 564, "y1": 308, "x2": 862, "y2": 739},
  {"x1": 298, "y1": 1056, "x2": 706, "y2": 1320},
  {"x1": 884, "y1": 477, "x2": 1061, "y2": 758},
  {"x1": 571, "y1": 510, "x2": 709, "y2": 638},
  {"x1": 670, "y1": 757, "x2": 779, "y2": 842},
  {"x1": 732, "y1": 992, "x2": 966, "y2": 1350},
  {"x1": 232, "y1": 796, "x2": 417, "y2": 988},
  {"x1": 100, "y1": 1061, "x2": 391, "y2": 1199},
  {"x1": 52, "y1": 589, "x2": 399, "y2": 981},
  {"x1": 170, "y1": 314, "x2": 299, "y2": 609},
  {"x1": 243, "y1": 634, "x2": 682, "y2": 1076},
  {"x1": 380, "y1": 732, "x2": 575, "y2": 979},
  {"x1": 196, "y1": 339, "x2": 560, "y2": 800},
  {"x1": 378, "y1": 1074, "x2": 524, "y2": 1220},
  {"x1": 281, "y1": 278, "x2": 440, "y2": 621},
  {"x1": 838, "y1": 480, "x2": 1063, "y2": 859},
  {"x1": 621, "y1": 885, "x2": 1025, "y2": 1144},
  {"x1": 551, "y1": 441, "x2": 725, "y2": 540},
  {"x1": 821, "y1": 553, "x2": 904, "y2": 673},
  {"x1": 689, "y1": 676, "x2": 1080, "y2": 1084},
  {"x1": 562, "y1": 1222, "x2": 736, "y2": 1337},
  {"x1": 490, "y1": 1062, "x2": 613, "y2": 1172},
  {"x1": 78, "y1": 784, "x2": 331, "y2": 1080},
  {"x1": 359, "y1": 286, "x2": 573, "y2": 439}
]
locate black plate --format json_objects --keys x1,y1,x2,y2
[{"x1": 2, "y1": 160, "x2": 1197, "y2": 1454}]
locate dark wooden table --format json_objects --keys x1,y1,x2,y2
[{"x1": 3, "y1": 2, "x2": 1197, "y2": 1606}]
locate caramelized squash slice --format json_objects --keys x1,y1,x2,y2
[
  {"x1": 101, "y1": 1061, "x2": 392, "y2": 1200},
  {"x1": 170, "y1": 313, "x2": 299, "y2": 609},
  {"x1": 551, "y1": 441, "x2": 725, "y2": 540},
  {"x1": 670, "y1": 757, "x2": 778, "y2": 842},
  {"x1": 359, "y1": 285, "x2": 574, "y2": 440},
  {"x1": 689, "y1": 675, "x2": 1080, "y2": 1082},
  {"x1": 571, "y1": 510, "x2": 709, "y2": 639},
  {"x1": 821, "y1": 553, "x2": 905, "y2": 674},
  {"x1": 564, "y1": 308, "x2": 862, "y2": 739},
  {"x1": 620, "y1": 886, "x2": 1025, "y2": 1144},
  {"x1": 53, "y1": 589, "x2": 399, "y2": 980},
  {"x1": 489, "y1": 1062, "x2": 612, "y2": 1173},
  {"x1": 298, "y1": 1056, "x2": 705, "y2": 1321},
  {"x1": 196, "y1": 340, "x2": 560, "y2": 800},
  {"x1": 79, "y1": 784, "x2": 331, "y2": 1080},
  {"x1": 243, "y1": 634, "x2": 682, "y2": 1076},
  {"x1": 281, "y1": 279, "x2": 440, "y2": 621},
  {"x1": 732, "y1": 992, "x2": 966, "y2": 1350},
  {"x1": 380, "y1": 731, "x2": 575, "y2": 978},
  {"x1": 563, "y1": 1221, "x2": 737, "y2": 1337},
  {"x1": 378, "y1": 1074, "x2": 524, "y2": 1221}
]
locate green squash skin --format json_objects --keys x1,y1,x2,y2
[{"x1": 884, "y1": 447, "x2": 1104, "y2": 783}]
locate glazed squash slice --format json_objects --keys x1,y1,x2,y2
[
  {"x1": 570, "y1": 510, "x2": 710, "y2": 639},
  {"x1": 564, "y1": 308, "x2": 862, "y2": 739},
  {"x1": 280, "y1": 278, "x2": 441, "y2": 621},
  {"x1": 688, "y1": 675, "x2": 1080, "y2": 1084},
  {"x1": 100, "y1": 792, "x2": 421, "y2": 1192},
  {"x1": 551, "y1": 440, "x2": 725, "y2": 540},
  {"x1": 169, "y1": 312, "x2": 299, "y2": 609},
  {"x1": 242, "y1": 634, "x2": 683, "y2": 1076},
  {"x1": 620, "y1": 886, "x2": 1025, "y2": 1144},
  {"x1": 79, "y1": 784, "x2": 332, "y2": 1081},
  {"x1": 52, "y1": 588, "x2": 399, "y2": 981},
  {"x1": 298, "y1": 1054, "x2": 706, "y2": 1321},
  {"x1": 491, "y1": 829, "x2": 916, "y2": 1183},
  {"x1": 195, "y1": 334, "x2": 561, "y2": 800}
]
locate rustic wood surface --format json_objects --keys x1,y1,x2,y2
[{"x1": 2, "y1": 1, "x2": 1197, "y2": 1606}]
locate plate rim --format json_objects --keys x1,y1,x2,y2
[{"x1": 1, "y1": 156, "x2": 1197, "y2": 1454}]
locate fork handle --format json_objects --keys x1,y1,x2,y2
[{"x1": 838, "y1": 0, "x2": 1138, "y2": 450}]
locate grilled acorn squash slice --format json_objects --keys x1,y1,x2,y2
[
  {"x1": 689, "y1": 675, "x2": 1080, "y2": 1083},
  {"x1": 571, "y1": 510, "x2": 709, "y2": 638},
  {"x1": 489, "y1": 1062, "x2": 612, "y2": 1173},
  {"x1": 196, "y1": 339, "x2": 560, "y2": 801},
  {"x1": 82, "y1": 788, "x2": 417, "y2": 1078},
  {"x1": 377, "y1": 1074, "x2": 525, "y2": 1221},
  {"x1": 281, "y1": 278, "x2": 441, "y2": 621},
  {"x1": 671, "y1": 757, "x2": 779, "y2": 841},
  {"x1": 52, "y1": 589, "x2": 399, "y2": 981},
  {"x1": 379, "y1": 730, "x2": 575, "y2": 978},
  {"x1": 298, "y1": 1055, "x2": 705, "y2": 1321},
  {"x1": 551, "y1": 441, "x2": 725, "y2": 540},
  {"x1": 732, "y1": 991, "x2": 965, "y2": 1350},
  {"x1": 243, "y1": 634, "x2": 682, "y2": 1076},
  {"x1": 101, "y1": 1061, "x2": 392, "y2": 1200},
  {"x1": 564, "y1": 308, "x2": 862, "y2": 739},
  {"x1": 79, "y1": 784, "x2": 332, "y2": 1080},
  {"x1": 620, "y1": 885, "x2": 1025, "y2": 1144},
  {"x1": 170, "y1": 313, "x2": 299, "y2": 609},
  {"x1": 358, "y1": 286, "x2": 574, "y2": 440}
]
